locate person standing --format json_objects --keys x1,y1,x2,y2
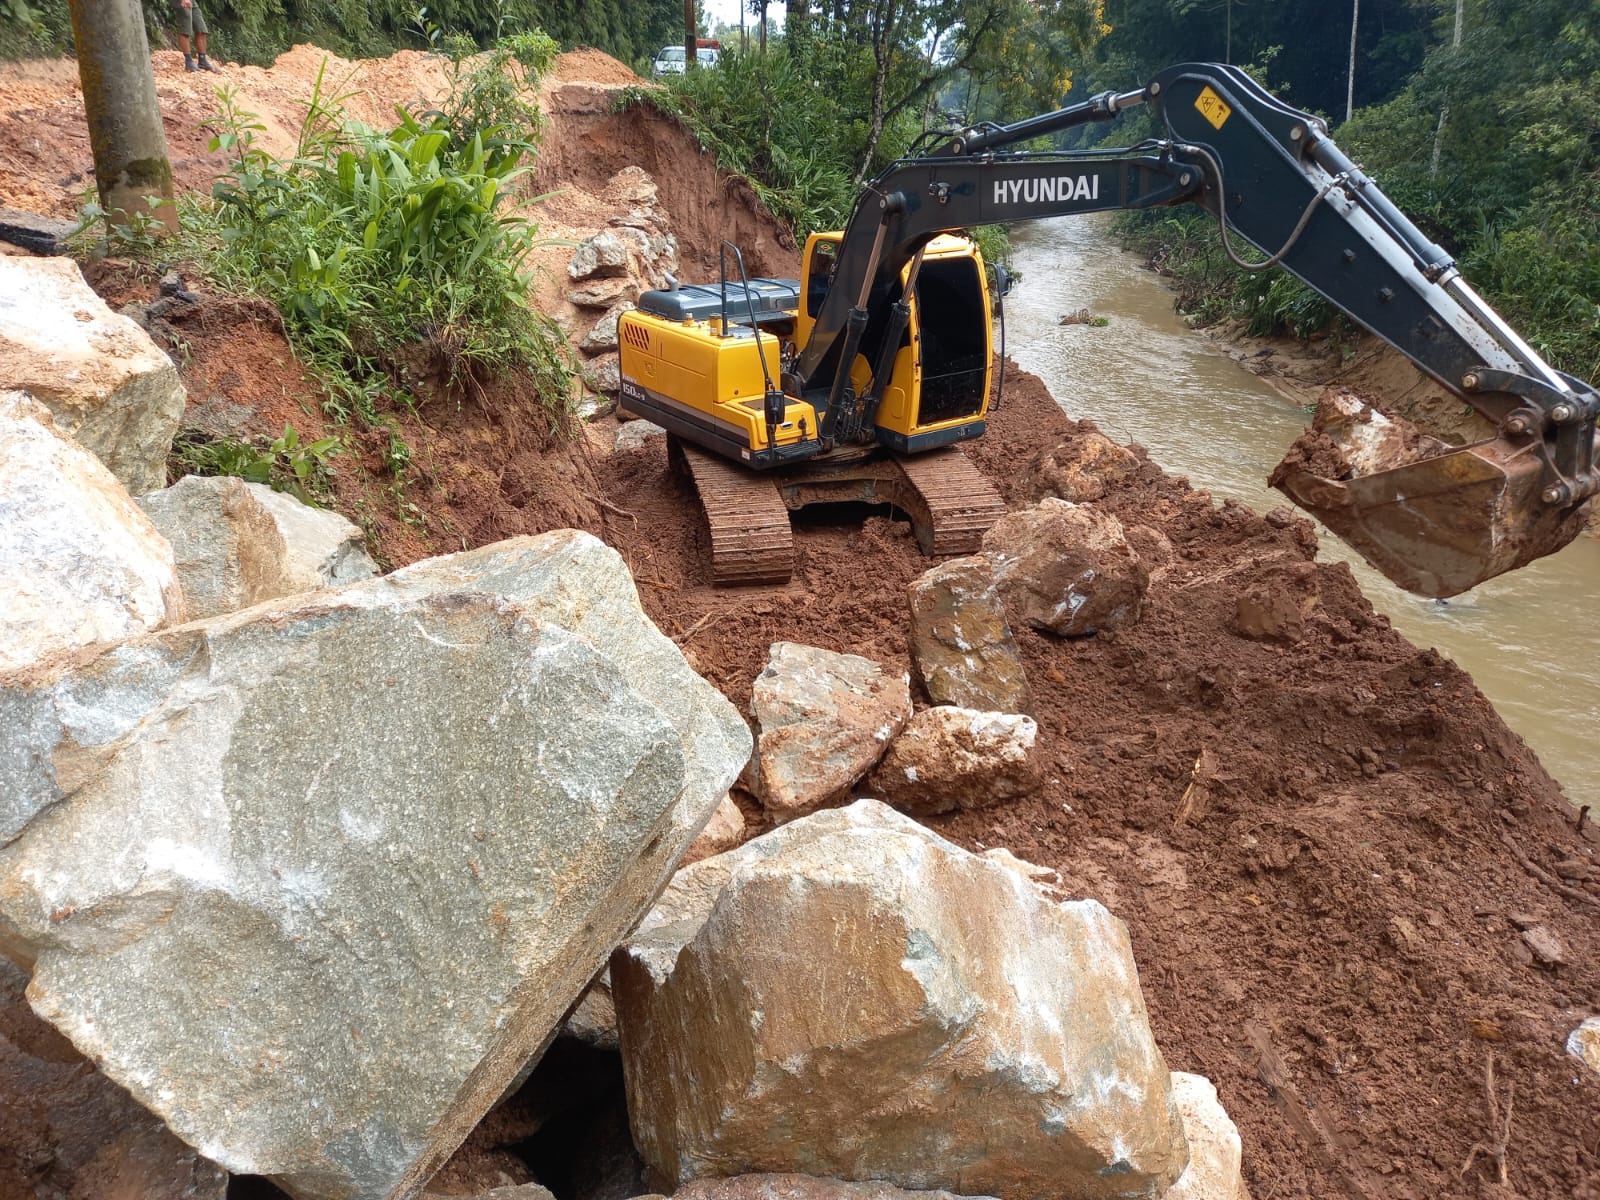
[{"x1": 174, "y1": 0, "x2": 220, "y2": 72}]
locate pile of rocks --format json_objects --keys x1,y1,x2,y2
[
  {"x1": 1, "y1": 255, "x2": 1246, "y2": 1200},
  {"x1": 565, "y1": 167, "x2": 679, "y2": 404}
]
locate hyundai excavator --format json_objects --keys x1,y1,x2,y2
[{"x1": 617, "y1": 62, "x2": 1597, "y2": 595}]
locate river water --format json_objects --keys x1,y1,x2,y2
[{"x1": 1001, "y1": 216, "x2": 1599, "y2": 809}]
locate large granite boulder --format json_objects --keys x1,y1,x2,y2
[
  {"x1": 982, "y1": 499, "x2": 1148, "y2": 637},
  {"x1": 0, "y1": 956, "x2": 227, "y2": 1200},
  {"x1": 613, "y1": 800, "x2": 1188, "y2": 1200},
  {"x1": 867, "y1": 706, "x2": 1042, "y2": 816},
  {"x1": 0, "y1": 391, "x2": 184, "y2": 672},
  {"x1": 907, "y1": 557, "x2": 1030, "y2": 713},
  {"x1": 246, "y1": 482, "x2": 379, "y2": 592},
  {"x1": 0, "y1": 531, "x2": 749, "y2": 1200},
  {"x1": 0, "y1": 257, "x2": 184, "y2": 493},
  {"x1": 137, "y1": 474, "x2": 295, "y2": 619},
  {"x1": 748, "y1": 643, "x2": 912, "y2": 819}
]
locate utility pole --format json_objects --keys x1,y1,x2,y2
[
  {"x1": 1345, "y1": 0, "x2": 1359, "y2": 122},
  {"x1": 684, "y1": 0, "x2": 697, "y2": 71},
  {"x1": 67, "y1": 0, "x2": 178, "y2": 234}
]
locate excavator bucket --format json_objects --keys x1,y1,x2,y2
[{"x1": 1270, "y1": 393, "x2": 1590, "y2": 598}]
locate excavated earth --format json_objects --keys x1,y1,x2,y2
[{"x1": 4, "y1": 45, "x2": 1600, "y2": 1200}]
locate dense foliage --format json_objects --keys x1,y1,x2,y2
[
  {"x1": 1098, "y1": 0, "x2": 1598, "y2": 382},
  {"x1": 0, "y1": 0, "x2": 683, "y2": 66},
  {"x1": 635, "y1": 0, "x2": 1108, "y2": 241},
  {"x1": 182, "y1": 35, "x2": 573, "y2": 426}
]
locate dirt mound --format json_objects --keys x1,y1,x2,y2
[
  {"x1": 590, "y1": 371, "x2": 1600, "y2": 1200},
  {"x1": 549, "y1": 47, "x2": 647, "y2": 86}
]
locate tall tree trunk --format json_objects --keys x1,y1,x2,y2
[
  {"x1": 1345, "y1": 0, "x2": 1359, "y2": 122},
  {"x1": 786, "y1": 0, "x2": 809, "y2": 55},
  {"x1": 685, "y1": 0, "x2": 697, "y2": 71},
  {"x1": 67, "y1": 0, "x2": 177, "y2": 234},
  {"x1": 855, "y1": 0, "x2": 898, "y2": 185},
  {"x1": 760, "y1": 0, "x2": 768, "y2": 53},
  {"x1": 1431, "y1": 0, "x2": 1465, "y2": 178}
]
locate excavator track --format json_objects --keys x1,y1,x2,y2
[
  {"x1": 671, "y1": 437, "x2": 1005, "y2": 586},
  {"x1": 891, "y1": 447, "x2": 1008, "y2": 557},
  {"x1": 671, "y1": 438, "x2": 795, "y2": 587}
]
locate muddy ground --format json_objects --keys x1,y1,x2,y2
[{"x1": 4, "y1": 44, "x2": 1600, "y2": 1200}]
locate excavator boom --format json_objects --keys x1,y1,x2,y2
[
  {"x1": 784, "y1": 63, "x2": 1597, "y2": 597},
  {"x1": 620, "y1": 62, "x2": 1595, "y2": 594}
]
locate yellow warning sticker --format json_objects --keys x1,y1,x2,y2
[{"x1": 1195, "y1": 85, "x2": 1232, "y2": 130}]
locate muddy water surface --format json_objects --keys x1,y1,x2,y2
[{"x1": 1002, "y1": 216, "x2": 1600, "y2": 809}]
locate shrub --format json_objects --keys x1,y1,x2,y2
[{"x1": 185, "y1": 39, "x2": 573, "y2": 425}]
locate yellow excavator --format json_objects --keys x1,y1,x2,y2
[{"x1": 617, "y1": 62, "x2": 1597, "y2": 595}]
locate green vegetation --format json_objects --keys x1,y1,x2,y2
[
  {"x1": 632, "y1": 0, "x2": 1108, "y2": 247},
  {"x1": 1092, "y1": 0, "x2": 1598, "y2": 383},
  {"x1": 0, "y1": 0, "x2": 683, "y2": 66},
  {"x1": 171, "y1": 423, "x2": 342, "y2": 503},
  {"x1": 182, "y1": 35, "x2": 572, "y2": 427}
]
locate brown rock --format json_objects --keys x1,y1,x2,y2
[
  {"x1": 682, "y1": 794, "x2": 746, "y2": 864},
  {"x1": 569, "y1": 278, "x2": 638, "y2": 309},
  {"x1": 613, "y1": 800, "x2": 1188, "y2": 1200},
  {"x1": 1022, "y1": 430, "x2": 1140, "y2": 503},
  {"x1": 868, "y1": 706, "x2": 1042, "y2": 816},
  {"x1": 1522, "y1": 924, "x2": 1567, "y2": 966},
  {"x1": 907, "y1": 556, "x2": 1030, "y2": 712},
  {"x1": 982, "y1": 499, "x2": 1148, "y2": 637},
  {"x1": 1232, "y1": 563, "x2": 1320, "y2": 643},
  {"x1": 749, "y1": 642, "x2": 912, "y2": 819}
]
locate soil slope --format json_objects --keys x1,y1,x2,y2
[{"x1": 3, "y1": 45, "x2": 1599, "y2": 1200}]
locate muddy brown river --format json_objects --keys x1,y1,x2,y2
[{"x1": 1003, "y1": 216, "x2": 1599, "y2": 809}]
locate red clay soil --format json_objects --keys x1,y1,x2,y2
[{"x1": 591, "y1": 373, "x2": 1600, "y2": 1200}]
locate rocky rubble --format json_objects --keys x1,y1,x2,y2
[
  {"x1": 0, "y1": 257, "x2": 185, "y2": 494},
  {"x1": 0, "y1": 532, "x2": 748, "y2": 1200},
  {"x1": 613, "y1": 800, "x2": 1189, "y2": 1200},
  {"x1": 0, "y1": 391, "x2": 184, "y2": 675}
]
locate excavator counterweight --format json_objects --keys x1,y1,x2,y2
[{"x1": 617, "y1": 62, "x2": 1597, "y2": 593}]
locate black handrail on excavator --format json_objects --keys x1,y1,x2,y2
[{"x1": 786, "y1": 60, "x2": 1596, "y2": 597}]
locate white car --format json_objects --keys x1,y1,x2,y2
[{"x1": 652, "y1": 45, "x2": 720, "y2": 75}]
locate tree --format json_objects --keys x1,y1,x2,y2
[{"x1": 67, "y1": 0, "x2": 177, "y2": 235}]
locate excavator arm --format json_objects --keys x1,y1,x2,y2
[{"x1": 791, "y1": 62, "x2": 1597, "y2": 597}]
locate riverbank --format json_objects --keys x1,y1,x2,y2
[{"x1": 1004, "y1": 214, "x2": 1600, "y2": 815}]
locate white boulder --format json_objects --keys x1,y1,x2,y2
[
  {"x1": 0, "y1": 391, "x2": 183, "y2": 674},
  {"x1": 613, "y1": 800, "x2": 1188, "y2": 1200},
  {"x1": 0, "y1": 531, "x2": 750, "y2": 1200},
  {"x1": 0, "y1": 257, "x2": 185, "y2": 493}
]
